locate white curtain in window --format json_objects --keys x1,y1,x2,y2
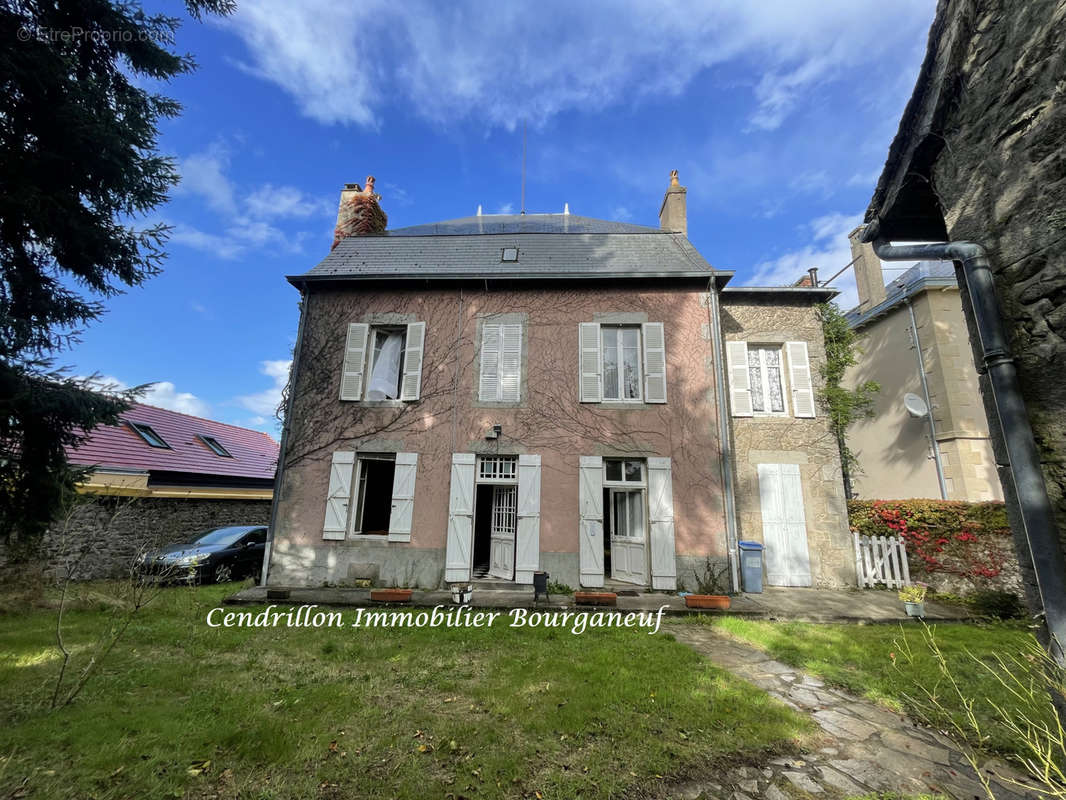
[{"x1": 367, "y1": 331, "x2": 404, "y2": 400}]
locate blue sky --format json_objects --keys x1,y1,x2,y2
[{"x1": 68, "y1": 0, "x2": 936, "y2": 435}]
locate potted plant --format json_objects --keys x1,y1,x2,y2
[
  {"x1": 898, "y1": 583, "x2": 928, "y2": 618},
  {"x1": 684, "y1": 559, "x2": 732, "y2": 610}
]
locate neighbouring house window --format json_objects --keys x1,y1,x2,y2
[
  {"x1": 366, "y1": 327, "x2": 406, "y2": 400},
  {"x1": 199, "y1": 435, "x2": 232, "y2": 457},
  {"x1": 748, "y1": 346, "x2": 786, "y2": 415},
  {"x1": 351, "y1": 454, "x2": 396, "y2": 535},
  {"x1": 129, "y1": 422, "x2": 170, "y2": 448},
  {"x1": 601, "y1": 326, "x2": 642, "y2": 401}
]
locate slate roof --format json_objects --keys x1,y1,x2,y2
[
  {"x1": 68, "y1": 403, "x2": 279, "y2": 482},
  {"x1": 845, "y1": 260, "x2": 957, "y2": 328},
  {"x1": 290, "y1": 213, "x2": 725, "y2": 283}
]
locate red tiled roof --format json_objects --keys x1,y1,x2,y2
[{"x1": 67, "y1": 403, "x2": 278, "y2": 481}]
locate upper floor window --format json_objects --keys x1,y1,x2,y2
[
  {"x1": 129, "y1": 422, "x2": 170, "y2": 448},
  {"x1": 601, "y1": 326, "x2": 642, "y2": 401},
  {"x1": 726, "y1": 340, "x2": 815, "y2": 419},
  {"x1": 478, "y1": 322, "x2": 523, "y2": 403},
  {"x1": 340, "y1": 322, "x2": 425, "y2": 402},
  {"x1": 579, "y1": 322, "x2": 666, "y2": 404},
  {"x1": 748, "y1": 346, "x2": 786, "y2": 415}
]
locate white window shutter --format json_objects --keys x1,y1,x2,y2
[
  {"x1": 647, "y1": 457, "x2": 677, "y2": 590},
  {"x1": 579, "y1": 322, "x2": 602, "y2": 402},
  {"x1": 515, "y1": 454, "x2": 541, "y2": 584},
  {"x1": 445, "y1": 453, "x2": 475, "y2": 582},
  {"x1": 786, "y1": 341, "x2": 816, "y2": 418},
  {"x1": 478, "y1": 323, "x2": 500, "y2": 401},
  {"x1": 642, "y1": 322, "x2": 667, "y2": 403},
  {"x1": 340, "y1": 324, "x2": 369, "y2": 401},
  {"x1": 400, "y1": 322, "x2": 426, "y2": 401},
  {"x1": 725, "y1": 341, "x2": 753, "y2": 417},
  {"x1": 499, "y1": 324, "x2": 522, "y2": 402},
  {"x1": 387, "y1": 453, "x2": 418, "y2": 542},
  {"x1": 578, "y1": 456, "x2": 604, "y2": 587},
  {"x1": 322, "y1": 451, "x2": 355, "y2": 540}
]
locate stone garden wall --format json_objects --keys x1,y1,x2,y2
[{"x1": 0, "y1": 495, "x2": 272, "y2": 580}]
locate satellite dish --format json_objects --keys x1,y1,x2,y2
[{"x1": 903, "y1": 393, "x2": 929, "y2": 418}]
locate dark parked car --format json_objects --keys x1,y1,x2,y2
[{"x1": 138, "y1": 525, "x2": 267, "y2": 583}]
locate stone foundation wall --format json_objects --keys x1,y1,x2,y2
[{"x1": 0, "y1": 495, "x2": 272, "y2": 580}]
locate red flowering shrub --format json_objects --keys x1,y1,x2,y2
[{"x1": 848, "y1": 499, "x2": 1010, "y2": 580}]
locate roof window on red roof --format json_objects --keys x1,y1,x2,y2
[
  {"x1": 199, "y1": 434, "x2": 233, "y2": 458},
  {"x1": 129, "y1": 422, "x2": 170, "y2": 449}
]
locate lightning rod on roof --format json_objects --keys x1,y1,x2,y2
[
  {"x1": 477, "y1": 204, "x2": 482, "y2": 216},
  {"x1": 564, "y1": 203, "x2": 569, "y2": 215},
  {"x1": 520, "y1": 119, "x2": 527, "y2": 216}
]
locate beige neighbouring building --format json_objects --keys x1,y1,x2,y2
[{"x1": 843, "y1": 228, "x2": 1004, "y2": 502}]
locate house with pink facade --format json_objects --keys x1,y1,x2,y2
[{"x1": 264, "y1": 174, "x2": 854, "y2": 592}]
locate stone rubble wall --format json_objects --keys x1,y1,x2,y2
[{"x1": 0, "y1": 495, "x2": 272, "y2": 580}]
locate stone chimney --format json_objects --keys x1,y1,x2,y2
[
  {"x1": 849, "y1": 225, "x2": 886, "y2": 310},
  {"x1": 659, "y1": 169, "x2": 687, "y2": 236},
  {"x1": 332, "y1": 176, "x2": 388, "y2": 249}
]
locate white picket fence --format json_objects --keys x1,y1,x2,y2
[{"x1": 853, "y1": 533, "x2": 911, "y2": 588}]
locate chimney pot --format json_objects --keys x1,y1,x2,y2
[
  {"x1": 332, "y1": 175, "x2": 388, "y2": 248},
  {"x1": 659, "y1": 169, "x2": 687, "y2": 236}
]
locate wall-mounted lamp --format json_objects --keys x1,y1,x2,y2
[{"x1": 485, "y1": 424, "x2": 502, "y2": 440}]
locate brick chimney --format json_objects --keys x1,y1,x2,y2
[
  {"x1": 849, "y1": 225, "x2": 886, "y2": 310},
  {"x1": 659, "y1": 169, "x2": 687, "y2": 236},
  {"x1": 332, "y1": 176, "x2": 388, "y2": 248}
]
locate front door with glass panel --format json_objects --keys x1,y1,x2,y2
[
  {"x1": 474, "y1": 456, "x2": 518, "y2": 580},
  {"x1": 488, "y1": 485, "x2": 517, "y2": 579},
  {"x1": 604, "y1": 459, "x2": 647, "y2": 584}
]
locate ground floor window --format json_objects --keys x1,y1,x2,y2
[{"x1": 351, "y1": 454, "x2": 396, "y2": 535}]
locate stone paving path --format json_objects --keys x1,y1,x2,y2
[{"x1": 669, "y1": 626, "x2": 1045, "y2": 800}]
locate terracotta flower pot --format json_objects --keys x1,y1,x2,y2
[
  {"x1": 685, "y1": 594, "x2": 731, "y2": 610},
  {"x1": 574, "y1": 591, "x2": 617, "y2": 606},
  {"x1": 370, "y1": 588, "x2": 413, "y2": 603}
]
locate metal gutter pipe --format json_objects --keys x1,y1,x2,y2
[
  {"x1": 707, "y1": 280, "x2": 741, "y2": 591},
  {"x1": 260, "y1": 290, "x2": 309, "y2": 586},
  {"x1": 866, "y1": 229, "x2": 1066, "y2": 659},
  {"x1": 901, "y1": 296, "x2": 948, "y2": 499}
]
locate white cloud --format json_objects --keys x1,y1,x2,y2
[
  {"x1": 496, "y1": 202, "x2": 514, "y2": 215},
  {"x1": 611, "y1": 206, "x2": 633, "y2": 222},
  {"x1": 245, "y1": 184, "x2": 332, "y2": 219},
  {"x1": 222, "y1": 1, "x2": 931, "y2": 130},
  {"x1": 85, "y1": 375, "x2": 211, "y2": 417},
  {"x1": 176, "y1": 144, "x2": 237, "y2": 215},
  {"x1": 170, "y1": 146, "x2": 332, "y2": 258},
  {"x1": 236, "y1": 359, "x2": 292, "y2": 418},
  {"x1": 746, "y1": 212, "x2": 863, "y2": 310}
]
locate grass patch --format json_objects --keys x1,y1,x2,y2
[
  {"x1": 698, "y1": 616, "x2": 1051, "y2": 763},
  {"x1": 0, "y1": 583, "x2": 811, "y2": 799}
]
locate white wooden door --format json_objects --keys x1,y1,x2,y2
[
  {"x1": 488, "y1": 485, "x2": 517, "y2": 580},
  {"x1": 445, "y1": 453, "x2": 475, "y2": 582},
  {"x1": 758, "y1": 463, "x2": 812, "y2": 587},
  {"x1": 578, "y1": 456, "x2": 605, "y2": 587},
  {"x1": 609, "y1": 489, "x2": 646, "y2": 584}
]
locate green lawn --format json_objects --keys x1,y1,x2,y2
[
  {"x1": 0, "y1": 584, "x2": 810, "y2": 800},
  {"x1": 700, "y1": 616, "x2": 1053, "y2": 763}
]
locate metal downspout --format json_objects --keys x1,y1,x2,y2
[
  {"x1": 708, "y1": 280, "x2": 741, "y2": 592},
  {"x1": 902, "y1": 297, "x2": 948, "y2": 499},
  {"x1": 866, "y1": 229, "x2": 1066, "y2": 660},
  {"x1": 260, "y1": 289, "x2": 309, "y2": 586}
]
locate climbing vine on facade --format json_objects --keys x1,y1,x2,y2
[{"x1": 816, "y1": 303, "x2": 879, "y2": 498}]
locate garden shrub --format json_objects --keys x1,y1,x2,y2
[
  {"x1": 848, "y1": 499, "x2": 1011, "y2": 580},
  {"x1": 969, "y1": 590, "x2": 1025, "y2": 620}
]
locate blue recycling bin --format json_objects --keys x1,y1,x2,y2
[{"x1": 738, "y1": 541, "x2": 764, "y2": 593}]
